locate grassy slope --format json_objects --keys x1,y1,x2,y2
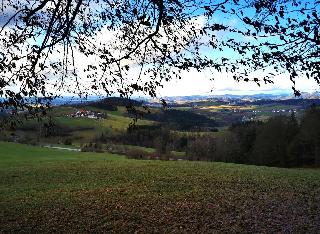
[
  {"x1": 1, "y1": 142, "x2": 320, "y2": 233},
  {"x1": 56, "y1": 114, "x2": 153, "y2": 141},
  {"x1": 14, "y1": 106, "x2": 154, "y2": 143}
]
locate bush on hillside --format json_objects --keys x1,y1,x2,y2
[
  {"x1": 125, "y1": 149, "x2": 150, "y2": 160},
  {"x1": 81, "y1": 143, "x2": 104, "y2": 153}
]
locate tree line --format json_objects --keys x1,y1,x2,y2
[
  {"x1": 189, "y1": 106, "x2": 320, "y2": 167},
  {"x1": 3, "y1": 103, "x2": 320, "y2": 168},
  {"x1": 97, "y1": 105, "x2": 320, "y2": 167}
]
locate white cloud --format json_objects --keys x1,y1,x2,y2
[
  {"x1": 158, "y1": 68, "x2": 320, "y2": 96},
  {"x1": 3, "y1": 7, "x2": 319, "y2": 99}
]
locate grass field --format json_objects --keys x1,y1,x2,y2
[
  {"x1": 11, "y1": 106, "x2": 155, "y2": 143},
  {"x1": 1, "y1": 142, "x2": 320, "y2": 233},
  {"x1": 199, "y1": 105, "x2": 256, "y2": 112}
]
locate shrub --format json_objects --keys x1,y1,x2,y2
[
  {"x1": 125, "y1": 149, "x2": 150, "y2": 160},
  {"x1": 81, "y1": 142, "x2": 104, "y2": 153},
  {"x1": 63, "y1": 138, "x2": 72, "y2": 145}
]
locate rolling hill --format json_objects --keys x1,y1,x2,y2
[{"x1": 0, "y1": 142, "x2": 319, "y2": 233}]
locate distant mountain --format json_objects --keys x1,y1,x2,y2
[
  {"x1": 47, "y1": 96, "x2": 101, "y2": 106},
  {"x1": 51, "y1": 96, "x2": 144, "y2": 106},
  {"x1": 25, "y1": 91, "x2": 320, "y2": 107},
  {"x1": 72, "y1": 97, "x2": 144, "y2": 112},
  {"x1": 284, "y1": 91, "x2": 320, "y2": 100},
  {"x1": 149, "y1": 92, "x2": 320, "y2": 104},
  {"x1": 91, "y1": 97, "x2": 143, "y2": 106}
]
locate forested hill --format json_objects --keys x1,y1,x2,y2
[
  {"x1": 74, "y1": 97, "x2": 143, "y2": 111},
  {"x1": 144, "y1": 109, "x2": 216, "y2": 130}
]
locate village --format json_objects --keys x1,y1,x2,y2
[{"x1": 67, "y1": 109, "x2": 107, "y2": 119}]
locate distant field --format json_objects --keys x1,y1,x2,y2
[
  {"x1": 172, "y1": 107, "x2": 193, "y2": 111},
  {"x1": 58, "y1": 113, "x2": 153, "y2": 141},
  {"x1": 11, "y1": 106, "x2": 155, "y2": 143},
  {"x1": 199, "y1": 105, "x2": 256, "y2": 112},
  {"x1": 55, "y1": 106, "x2": 154, "y2": 132},
  {"x1": 255, "y1": 104, "x2": 299, "y2": 112},
  {"x1": 172, "y1": 130, "x2": 226, "y2": 137},
  {"x1": 1, "y1": 142, "x2": 320, "y2": 233}
]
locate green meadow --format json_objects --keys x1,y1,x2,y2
[
  {"x1": 1, "y1": 141, "x2": 319, "y2": 233},
  {"x1": 12, "y1": 106, "x2": 154, "y2": 143}
]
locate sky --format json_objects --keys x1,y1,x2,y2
[
  {"x1": 154, "y1": 0, "x2": 320, "y2": 97},
  {"x1": 149, "y1": 0, "x2": 320, "y2": 97},
  {"x1": 102, "y1": 0, "x2": 320, "y2": 97},
  {"x1": 1, "y1": 0, "x2": 319, "y2": 98},
  {"x1": 157, "y1": 69, "x2": 320, "y2": 97}
]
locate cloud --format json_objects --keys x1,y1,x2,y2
[
  {"x1": 2, "y1": 4, "x2": 319, "y2": 99},
  {"x1": 158, "y1": 68, "x2": 320, "y2": 96}
]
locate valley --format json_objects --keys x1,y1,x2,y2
[{"x1": 1, "y1": 95, "x2": 320, "y2": 232}]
